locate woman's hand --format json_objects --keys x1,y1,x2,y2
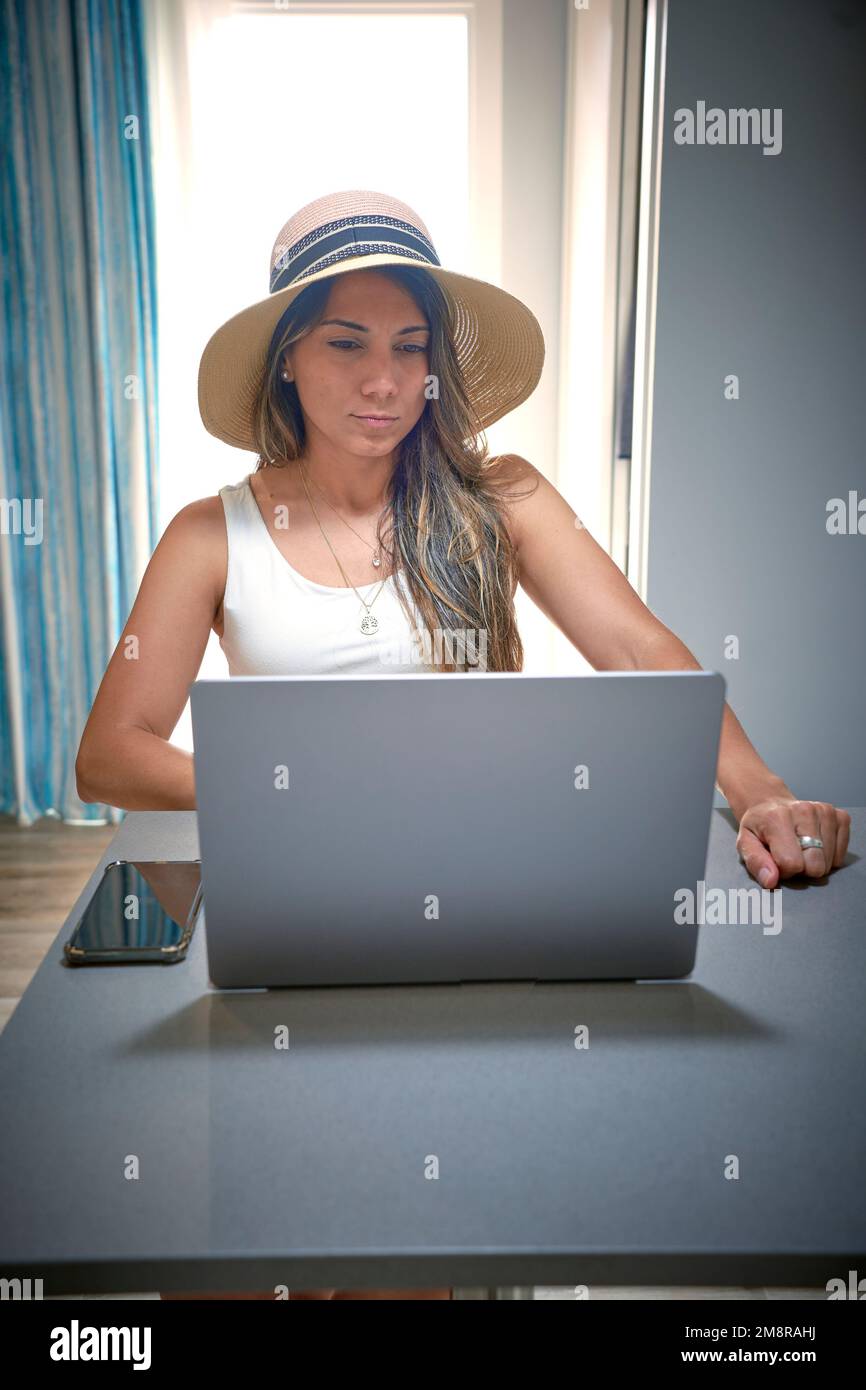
[{"x1": 736, "y1": 792, "x2": 851, "y2": 889}]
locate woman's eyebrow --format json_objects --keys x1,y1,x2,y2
[{"x1": 319, "y1": 318, "x2": 430, "y2": 335}]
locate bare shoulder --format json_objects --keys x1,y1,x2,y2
[
  {"x1": 161, "y1": 493, "x2": 227, "y2": 550},
  {"x1": 152, "y1": 494, "x2": 228, "y2": 607},
  {"x1": 168, "y1": 492, "x2": 226, "y2": 530},
  {"x1": 480, "y1": 454, "x2": 556, "y2": 551},
  {"x1": 481, "y1": 453, "x2": 539, "y2": 492}
]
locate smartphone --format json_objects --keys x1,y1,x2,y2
[{"x1": 63, "y1": 860, "x2": 203, "y2": 966}]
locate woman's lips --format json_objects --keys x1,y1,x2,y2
[{"x1": 353, "y1": 415, "x2": 396, "y2": 428}]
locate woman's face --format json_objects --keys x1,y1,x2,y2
[{"x1": 282, "y1": 270, "x2": 431, "y2": 460}]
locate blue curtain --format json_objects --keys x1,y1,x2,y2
[{"x1": 0, "y1": 0, "x2": 159, "y2": 825}]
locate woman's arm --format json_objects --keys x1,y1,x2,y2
[
  {"x1": 75, "y1": 498, "x2": 227, "y2": 811},
  {"x1": 492, "y1": 456, "x2": 851, "y2": 884}
]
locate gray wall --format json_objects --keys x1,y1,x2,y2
[{"x1": 648, "y1": 0, "x2": 866, "y2": 808}]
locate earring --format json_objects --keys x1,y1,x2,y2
[{"x1": 281, "y1": 371, "x2": 290, "y2": 381}]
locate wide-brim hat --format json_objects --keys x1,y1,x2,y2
[{"x1": 197, "y1": 189, "x2": 545, "y2": 452}]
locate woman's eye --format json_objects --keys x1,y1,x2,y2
[{"x1": 327, "y1": 340, "x2": 427, "y2": 353}]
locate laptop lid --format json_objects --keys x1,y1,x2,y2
[{"x1": 189, "y1": 672, "x2": 726, "y2": 987}]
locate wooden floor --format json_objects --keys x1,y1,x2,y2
[
  {"x1": 0, "y1": 815, "x2": 825, "y2": 1301},
  {"x1": 0, "y1": 814, "x2": 115, "y2": 1033}
]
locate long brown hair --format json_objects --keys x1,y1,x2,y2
[{"x1": 250, "y1": 265, "x2": 538, "y2": 672}]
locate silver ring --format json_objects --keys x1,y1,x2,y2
[{"x1": 798, "y1": 835, "x2": 824, "y2": 851}]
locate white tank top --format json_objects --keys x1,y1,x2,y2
[{"x1": 217, "y1": 474, "x2": 432, "y2": 675}]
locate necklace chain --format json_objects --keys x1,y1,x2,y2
[
  {"x1": 298, "y1": 463, "x2": 390, "y2": 633},
  {"x1": 304, "y1": 471, "x2": 385, "y2": 567}
]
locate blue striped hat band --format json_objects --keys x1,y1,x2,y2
[{"x1": 270, "y1": 214, "x2": 441, "y2": 293}]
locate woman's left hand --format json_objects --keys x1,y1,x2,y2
[{"x1": 736, "y1": 792, "x2": 851, "y2": 889}]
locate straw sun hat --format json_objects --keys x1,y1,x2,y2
[{"x1": 197, "y1": 189, "x2": 545, "y2": 452}]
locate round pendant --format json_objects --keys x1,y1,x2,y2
[
  {"x1": 372, "y1": 552, "x2": 381, "y2": 567},
  {"x1": 361, "y1": 614, "x2": 379, "y2": 635}
]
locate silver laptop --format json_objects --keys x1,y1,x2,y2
[{"x1": 189, "y1": 672, "x2": 726, "y2": 988}]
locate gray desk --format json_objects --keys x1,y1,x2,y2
[{"x1": 1, "y1": 809, "x2": 864, "y2": 1295}]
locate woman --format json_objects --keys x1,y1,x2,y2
[{"x1": 76, "y1": 191, "x2": 850, "y2": 1299}]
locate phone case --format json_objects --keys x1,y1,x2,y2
[{"x1": 63, "y1": 859, "x2": 203, "y2": 966}]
